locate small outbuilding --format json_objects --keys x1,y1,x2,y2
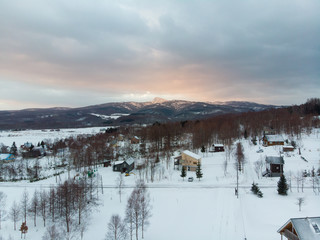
[
  {"x1": 212, "y1": 144, "x2": 225, "y2": 152},
  {"x1": 131, "y1": 136, "x2": 140, "y2": 144},
  {"x1": 278, "y1": 217, "x2": 320, "y2": 240},
  {"x1": 265, "y1": 156, "x2": 284, "y2": 177},
  {"x1": 113, "y1": 158, "x2": 135, "y2": 173},
  {"x1": 283, "y1": 146, "x2": 295, "y2": 152}
]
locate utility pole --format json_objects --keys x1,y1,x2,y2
[{"x1": 236, "y1": 162, "x2": 239, "y2": 199}]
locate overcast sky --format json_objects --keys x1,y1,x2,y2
[{"x1": 0, "y1": 0, "x2": 319, "y2": 110}]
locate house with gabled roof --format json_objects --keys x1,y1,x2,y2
[
  {"x1": 263, "y1": 135, "x2": 285, "y2": 146},
  {"x1": 265, "y1": 156, "x2": 284, "y2": 177},
  {"x1": 180, "y1": 150, "x2": 201, "y2": 171},
  {"x1": 278, "y1": 217, "x2": 320, "y2": 240},
  {"x1": 113, "y1": 157, "x2": 135, "y2": 173}
]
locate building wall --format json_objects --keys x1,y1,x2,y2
[{"x1": 181, "y1": 152, "x2": 201, "y2": 171}]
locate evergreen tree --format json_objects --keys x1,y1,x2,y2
[
  {"x1": 201, "y1": 146, "x2": 205, "y2": 155},
  {"x1": 180, "y1": 166, "x2": 186, "y2": 181},
  {"x1": 277, "y1": 175, "x2": 289, "y2": 195},
  {"x1": 196, "y1": 162, "x2": 203, "y2": 181},
  {"x1": 10, "y1": 142, "x2": 17, "y2": 156},
  {"x1": 244, "y1": 129, "x2": 248, "y2": 139},
  {"x1": 251, "y1": 182, "x2": 263, "y2": 198},
  {"x1": 251, "y1": 182, "x2": 258, "y2": 194}
]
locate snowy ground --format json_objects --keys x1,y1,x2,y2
[{"x1": 0, "y1": 128, "x2": 319, "y2": 240}]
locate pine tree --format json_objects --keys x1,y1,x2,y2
[
  {"x1": 201, "y1": 146, "x2": 205, "y2": 155},
  {"x1": 196, "y1": 162, "x2": 203, "y2": 181},
  {"x1": 251, "y1": 182, "x2": 263, "y2": 198},
  {"x1": 277, "y1": 175, "x2": 289, "y2": 195},
  {"x1": 251, "y1": 182, "x2": 258, "y2": 194},
  {"x1": 180, "y1": 166, "x2": 186, "y2": 181},
  {"x1": 10, "y1": 142, "x2": 17, "y2": 156}
]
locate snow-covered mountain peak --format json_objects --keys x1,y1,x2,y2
[{"x1": 152, "y1": 97, "x2": 167, "y2": 104}]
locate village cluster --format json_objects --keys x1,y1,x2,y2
[{"x1": 0, "y1": 125, "x2": 319, "y2": 240}]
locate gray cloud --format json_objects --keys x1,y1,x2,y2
[{"x1": 0, "y1": 0, "x2": 319, "y2": 109}]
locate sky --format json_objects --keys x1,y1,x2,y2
[{"x1": 0, "y1": 0, "x2": 319, "y2": 110}]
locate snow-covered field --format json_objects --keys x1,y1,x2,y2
[
  {"x1": 0, "y1": 128, "x2": 319, "y2": 240},
  {"x1": 0, "y1": 127, "x2": 108, "y2": 147}
]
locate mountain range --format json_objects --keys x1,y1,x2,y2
[{"x1": 0, "y1": 98, "x2": 276, "y2": 130}]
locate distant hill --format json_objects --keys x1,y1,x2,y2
[{"x1": 0, "y1": 98, "x2": 276, "y2": 130}]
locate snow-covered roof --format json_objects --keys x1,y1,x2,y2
[
  {"x1": 283, "y1": 145, "x2": 294, "y2": 149},
  {"x1": 0, "y1": 154, "x2": 12, "y2": 160},
  {"x1": 125, "y1": 157, "x2": 135, "y2": 166},
  {"x1": 265, "y1": 135, "x2": 284, "y2": 142},
  {"x1": 278, "y1": 217, "x2": 320, "y2": 240},
  {"x1": 266, "y1": 156, "x2": 284, "y2": 164},
  {"x1": 114, "y1": 160, "x2": 124, "y2": 165},
  {"x1": 213, "y1": 144, "x2": 224, "y2": 147},
  {"x1": 182, "y1": 150, "x2": 201, "y2": 160}
]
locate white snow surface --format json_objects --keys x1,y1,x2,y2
[{"x1": 0, "y1": 128, "x2": 319, "y2": 240}]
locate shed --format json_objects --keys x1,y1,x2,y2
[
  {"x1": 131, "y1": 136, "x2": 140, "y2": 144},
  {"x1": 113, "y1": 158, "x2": 135, "y2": 173},
  {"x1": 278, "y1": 217, "x2": 320, "y2": 240},
  {"x1": 212, "y1": 144, "x2": 225, "y2": 152},
  {"x1": 265, "y1": 156, "x2": 284, "y2": 177},
  {"x1": 283, "y1": 146, "x2": 295, "y2": 152}
]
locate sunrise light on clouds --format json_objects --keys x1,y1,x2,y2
[{"x1": 0, "y1": 0, "x2": 319, "y2": 110}]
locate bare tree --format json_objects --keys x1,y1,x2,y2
[
  {"x1": 139, "y1": 188, "x2": 151, "y2": 239},
  {"x1": 106, "y1": 214, "x2": 127, "y2": 240},
  {"x1": 235, "y1": 142, "x2": 245, "y2": 172},
  {"x1": 39, "y1": 189, "x2": 48, "y2": 227},
  {"x1": 20, "y1": 189, "x2": 29, "y2": 224},
  {"x1": 116, "y1": 174, "x2": 125, "y2": 203},
  {"x1": 296, "y1": 197, "x2": 305, "y2": 211},
  {"x1": 125, "y1": 192, "x2": 135, "y2": 240},
  {"x1": 29, "y1": 190, "x2": 39, "y2": 227},
  {"x1": 42, "y1": 224, "x2": 62, "y2": 240},
  {"x1": 254, "y1": 159, "x2": 264, "y2": 179},
  {"x1": 0, "y1": 192, "x2": 6, "y2": 229},
  {"x1": 10, "y1": 200, "x2": 20, "y2": 230}
]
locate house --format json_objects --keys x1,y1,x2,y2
[
  {"x1": 22, "y1": 146, "x2": 46, "y2": 158},
  {"x1": 212, "y1": 144, "x2": 225, "y2": 152},
  {"x1": 131, "y1": 136, "x2": 140, "y2": 144},
  {"x1": 278, "y1": 217, "x2": 320, "y2": 240},
  {"x1": 263, "y1": 135, "x2": 285, "y2": 146},
  {"x1": 283, "y1": 146, "x2": 295, "y2": 152},
  {"x1": 113, "y1": 158, "x2": 135, "y2": 173},
  {"x1": 0, "y1": 153, "x2": 15, "y2": 163},
  {"x1": 20, "y1": 142, "x2": 34, "y2": 151},
  {"x1": 180, "y1": 150, "x2": 201, "y2": 171},
  {"x1": 265, "y1": 156, "x2": 284, "y2": 177}
]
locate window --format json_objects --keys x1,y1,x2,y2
[{"x1": 312, "y1": 223, "x2": 320, "y2": 233}]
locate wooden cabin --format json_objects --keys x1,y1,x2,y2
[
  {"x1": 265, "y1": 156, "x2": 284, "y2": 177},
  {"x1": 283, "y1": 146, "x2": 295, "y2": 152},
  {"x1": 278, "y1": 217, "x2": 320, "y2": 240},
  {"x1": 263, "y1": 135, "x2": 285, "y2": 147},
  {"x1": 212, "y1": 144, "x2": 225, "y2": 152}
]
